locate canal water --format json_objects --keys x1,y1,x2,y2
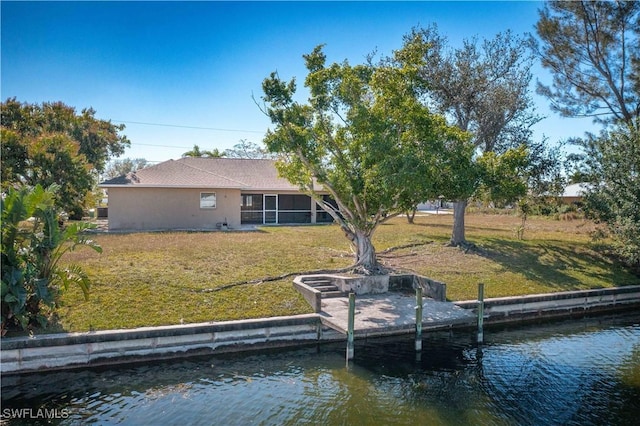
[{"x1": 2, "y1": 313, "x2": 640, "y2": 425}]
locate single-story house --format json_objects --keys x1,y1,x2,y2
[
  {"x1": 560, "y1": 183, "x2": 591, "y2": 205},
  {"x1": 100, "y1": 157, "x2": 333, "y2": 231}
]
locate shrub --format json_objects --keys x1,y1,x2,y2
[{"x1": 1, "y1": 184, "x2": 101, "y2": 334}]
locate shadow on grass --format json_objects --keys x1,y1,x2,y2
[
  {"x1": 475, "y1": 237, "x2": 640, "y2": 291},
  {"x1": 412, "y1": 222, "x2": 514, "y2": 235}
]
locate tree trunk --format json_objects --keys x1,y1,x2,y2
[
  {"x1": 352, "y1": 230, "x2": 380, "y2": 275},
  {"x1": 406, "y1": 209, "x2": 416, "y2": 224},
  {"x1": 451, "y1": 199, "x2": 467, "y2": 246}
]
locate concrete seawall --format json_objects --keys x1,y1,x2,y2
[
  {"x1": 1, "y1": 315, "x2": 343, "y2": 375},
  {"x1": 2, "y1": 285, "x2": 640, "y2": 375},
  {"x1": 455, "y1": 285, "x2": 640, "y2": 324}
]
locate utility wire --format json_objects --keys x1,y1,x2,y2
[
  {"x1": 132, "y1": 142, "x2": 195, "y2": 149},
  {"x1": 113, "y1": 119, "x2": 265, "y2": 134}
]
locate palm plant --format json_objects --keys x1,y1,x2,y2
[{"x1": 1, "y1": 184, "x2": 102, "y2": 333}]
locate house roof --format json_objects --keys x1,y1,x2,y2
[
  {"x1": 100, "y1": 157, "x2": 318, "y2": 191},
  {"x1": 562, "y1": 183, "x2": 591, "y2": 198}
]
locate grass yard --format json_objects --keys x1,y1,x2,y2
[{"x1": 54, "y1": 213, "x2": 639, "y2": 333}]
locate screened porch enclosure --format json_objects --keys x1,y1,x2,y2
[{"x1": 240, "y1": 193, "x2": 334, "y2": 225}]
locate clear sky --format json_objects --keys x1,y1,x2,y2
[{"x1": 2, "y1": 1, "x2": 597, "y2": 163}]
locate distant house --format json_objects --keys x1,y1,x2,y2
[
  {"x1": 99, "y1": 158, "x2": 333, "y2": 231},
  {"x1": 560, "y1": 183, "x2": 590, "y2": 205}
]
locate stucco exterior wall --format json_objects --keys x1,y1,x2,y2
[
  {"x1": 107, "y1": 187, "x2": 241, "y2": 231},
  {"x1": 560, "y1": 196, "x2": 583, "y2": 205}
]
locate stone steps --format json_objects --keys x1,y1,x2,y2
[
  {"x1": 322, "y1": 291, "x2": 346, "y2": 298},
  {"x1": 303, "y1": 279, "x2": 346, "y2": 298}
]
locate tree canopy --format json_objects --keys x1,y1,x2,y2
[
  {"x1": 103, "y1": 158, "x2": 149, "y2": 180},
  {"x1": 476, "y1": 146, "x2": 530, "y2": 208},
  {"x1": 405, "y1": 26, "x2": 539, "y2": 245},
  {"x1": 1, "y1": 98, "x2": 129, "y2": 172},
  {"x1": 181, "y1": 140, "x2": 273, "y2": 160},
  {"x1": 534, "y1": 0, "x2": 640, "y2": 125},
  {"x1": 1, "y1": 99, "x2": 130, "y2": 217},
  {"x1": 223, "y1": 140, "x2": 274, "y2": 159},
  {"x1": 260, "y1": 43, "x2": 466, "y2": 274},
  {"x1": 534, "y1": 1, "x2": 640, "y2": 268},
  {"x1": 182, "y1": 144, "x2": 224, "y2": 158},
  {"x1": 581, "y1": 122, "x2": 640, "y2": 268}
]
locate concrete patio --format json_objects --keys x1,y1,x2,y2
[{"x1": 320, "y1": 292, "x2": 477, "y2": 336}]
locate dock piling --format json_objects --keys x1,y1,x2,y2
[
  {"x1": 346, "y1": 292, "x2": 355, "y2": 361},
  {"x1": 477, "y1": 283, "x2": 485, "y2": 343},
  {"x1": 415, "y1": 286, "x2": 423, "y2": 351}
]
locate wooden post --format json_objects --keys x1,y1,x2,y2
[
  {"x1": 477, "y1": 283, "x2": 485, "y2": 344},
  {"x1": 346, "y1": 292, "x2": 355, "y2": 361},
  {"x1": 415, "y1": 286, "x2": 423, "y2": 351}
]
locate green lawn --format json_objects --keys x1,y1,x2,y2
[{"x1": 54, "y1": 213, "x2": 639, "y2": 333}]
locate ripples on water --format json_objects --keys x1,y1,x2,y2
[{"x1": 2, "y1": 313, "x2": 640, "y2": 425}]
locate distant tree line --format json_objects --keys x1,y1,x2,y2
[{"x1": 181, "y1": 139, "x2": 275, "y2": 159}]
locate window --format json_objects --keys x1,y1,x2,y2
[{"x1": 200, "y1": 192, "x2": 216, "y2": 209}]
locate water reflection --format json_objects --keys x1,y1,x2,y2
[
  {"x1": 477, "y1": 323, "x2": 640, "y2": 425},
  {"x1": 2, "y1": 314, "x2": 640, "y2": 425}
]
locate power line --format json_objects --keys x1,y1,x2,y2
[
  {"x1": 132, "y1": 142, "x2": 194, "y2": 149},
  {"x1": 113, "y1": 119, "x2": 265, "y2": 134}
]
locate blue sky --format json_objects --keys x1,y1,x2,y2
[{"x1": 2, "y1": 1, "x2": 597, "y2": 163}]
